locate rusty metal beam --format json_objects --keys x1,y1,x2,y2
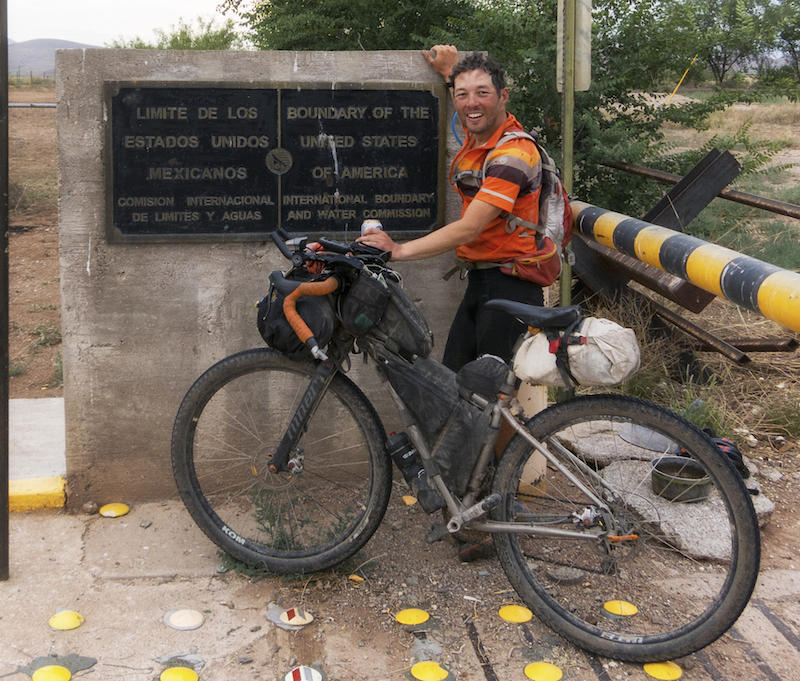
[
  {"x1": 692, "y1": 338, "x2": 799, "y2": 353},
  {"x1": 603, "y1": 160, "x2": 800, "y2": 221},
  {"x1": 649, "y1": 300, "x2": 751, "y2": 365},
  {"x1": 642, "y1": 149, "x2": 742, "y2": 231},
  {"x1": 581, "y1": 237, "x2": 716, "y2": 313}
]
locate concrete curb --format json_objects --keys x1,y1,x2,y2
[
  {"x1": 9, "y1": 476, "x2": 67, "y2": 511},
  {"x1": 9, "y1": 397, "x2": 66, "y2": 511}
]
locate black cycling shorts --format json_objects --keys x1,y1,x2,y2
[{"x1": 442, "y1": 268, "x2": 544, "y2": 372}]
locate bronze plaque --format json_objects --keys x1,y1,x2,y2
[{"x1": 105, "y1": 82, "x2": 447, "y2": 242}]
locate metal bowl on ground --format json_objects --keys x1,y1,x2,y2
[{"x1": 651, "y1": 456, "x2": 711, "y2": 503}]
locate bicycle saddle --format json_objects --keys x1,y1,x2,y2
[{"x1": 484, "y1": 300, "x2": 582, "y2": 329}]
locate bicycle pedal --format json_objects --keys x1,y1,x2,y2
[{"x1": 425, "y1": 522, "x2": 449, "y2": 544}]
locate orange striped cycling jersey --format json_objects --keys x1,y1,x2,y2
[{"x1": 451, "y1": 113, "x2": 542, "y2": 263}]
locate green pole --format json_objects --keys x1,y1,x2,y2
[
  {"x1": 557, "y1": 0, "x2": 577, "y2": 401},
  {"x1": 560, "y1": 0, "x2": 576, "y2": 309}
]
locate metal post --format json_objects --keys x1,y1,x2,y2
[
  {"x1": 560, "y1": 0, "x2": 576, "y2": 308},
  {"x1": 1, "y1": 0, "x2": 10, "y2": 581}
]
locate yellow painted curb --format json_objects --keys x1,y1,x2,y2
[{"x1": 9, "y1": 476, "x2": 66, "y2": 511}]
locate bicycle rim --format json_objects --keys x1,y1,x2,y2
[
  {"x1": 492, "y1": 394, "x2": 760, "y2": 662},
  {"x1": 172, "y1": 349, "x2": 390, "y2": 573}
]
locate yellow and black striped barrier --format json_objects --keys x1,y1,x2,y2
[{"x1": 571, "y1": 200, "x2": 800, "y2": 334}]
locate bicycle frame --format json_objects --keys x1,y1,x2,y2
[
  {"x1": 263, "y1": 234, "x2": 637, "y2": 547},
  {"x1": 376, "y1": 354, "x2": 627, "y2": 544}
]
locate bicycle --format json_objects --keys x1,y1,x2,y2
[{"x1": 171, "y1": 231, "x2": 760, "y2": 663}]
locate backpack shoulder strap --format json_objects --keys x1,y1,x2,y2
[
  {"x1": 485, "y1": 130, "x2": 543, "y2": 234},
  {"x1": 452, "y1": 130, "x2": 537, "y2": 185}
]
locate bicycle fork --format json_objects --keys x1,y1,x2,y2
[{"x1": 268, "y1": 360, "x2": 338, "y2": 473}]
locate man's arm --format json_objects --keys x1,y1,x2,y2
[{"x1": 357, "y1": 199, "x2": 501, "y2": 261}]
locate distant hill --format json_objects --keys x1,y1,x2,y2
[{"x1": 8, "y1": 39, "x2": 100, "y2": 77}]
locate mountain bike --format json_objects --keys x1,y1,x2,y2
[{"x1": 171, "y1": 231, "x2": 760, "y2": 663}]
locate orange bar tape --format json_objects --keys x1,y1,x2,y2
[{"x1": 282, "y1": 277, "x2": 339, "y2": 344}]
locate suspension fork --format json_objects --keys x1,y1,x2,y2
[{"x1": 268, "y1": 360, "x2": 338, "y2": 472}]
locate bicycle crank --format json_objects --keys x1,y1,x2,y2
[{"x1": 447, "y1": 493, "x2": 502, "y2": 533}]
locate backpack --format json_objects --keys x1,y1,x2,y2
[{"x1": 453, "y1": 129, "x2": 573, "y2": 286}]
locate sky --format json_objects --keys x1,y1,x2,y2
[{"x1": 8, "y1": 0, "x2": 233, "y2": 46}]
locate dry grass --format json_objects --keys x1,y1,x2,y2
[
  {"x1": 647, "y1": 99, "x2": 800, "y2": 448},
  {"x1": 569, "y1": 284, "x2": 800, "y2": 454},
  {"x1": 662, "y1": 99, "x2": 800, "y2": 152}
]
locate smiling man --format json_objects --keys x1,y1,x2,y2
[{"x1": 358, "y1": 45, "x2": 545, "y2": 373}]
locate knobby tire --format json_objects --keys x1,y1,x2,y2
[
  {"x1": 171, "y1": 348, "x2": 391, "y2": 574},
  {"x1": 491, "y1": 394, "x2": 760, "y2": 662}
]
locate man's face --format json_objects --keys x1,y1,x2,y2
[{"x1": 453, "y1": 69, "x2": 509, "y2": 145}]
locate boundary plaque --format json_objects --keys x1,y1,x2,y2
[{"x1": 105, "y1": 81, "x2": 447, "y2": 243}]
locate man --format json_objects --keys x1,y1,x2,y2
[{"x1": 358, "y1": 45, "x2": 545, "y2": 372}]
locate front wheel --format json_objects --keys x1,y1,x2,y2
[
  {"x1": 171, "y1": 348, "x2": 391, "y2": 574},
  {"x1": 491, "y1": 394, "x2": 760, "y2": 662}
]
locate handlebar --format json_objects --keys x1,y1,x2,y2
[
  {"x1": 282, "y1": 277, "x2": 340, "y2": 360},
  {"x1": 270, "y1": 230, "x2": 294, "y2": 260},
  {"x1": 269, "y1": 230, "x2": 393, "y2": 361},
  {"x1": 271, "y1": 231, "x2": 391, "y2": 268}
]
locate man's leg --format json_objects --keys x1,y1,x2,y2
[
  {"x1": 442, "y1": 282, "x2": 479, "y2": 372},
  {"x1": 474, "y1": 269, "x2": 544, "y2": 362}
]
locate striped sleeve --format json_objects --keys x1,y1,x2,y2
[{"x1": 476, "y1": 140, "x2": 541, "y2": 212}]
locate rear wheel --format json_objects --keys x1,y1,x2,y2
[
  {"x1": 492, "y1": 394, "x2": 760, "y2": 662},
  {"x1": 171, "y1": 348, "x2": 391, "y2": 574}
]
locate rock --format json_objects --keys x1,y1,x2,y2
[
  {"x1": 761, "y1": 466, "x2": 784, "y2": 483},
  {"x1": 82, "y1": 501, "x2": 98, "y2": 515}
]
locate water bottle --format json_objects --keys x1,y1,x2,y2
[{"x1": 386, "y1": 432, "x2": 444, "y2": 514}]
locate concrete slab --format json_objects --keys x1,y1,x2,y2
[
  {"x1": 8, "y1": 398, "x2": 66, "y2": 511},
  {"x1": 0, "y1": 501, "x2": 796, "y2": 681}
]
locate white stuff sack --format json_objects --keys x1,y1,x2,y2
[{"x1": 513, "y1": 317, "x2": 641, "y2": 387}]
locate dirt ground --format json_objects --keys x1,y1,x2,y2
[
  {"x1": 8, "y1": 86, "x2": 61, "y2": 399},
  {"x1": 7, "y1": 83, "x2": 800, "y2": 677}
]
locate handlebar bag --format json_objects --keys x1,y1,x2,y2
[
  {"x1": 341, "y1": 271, "x2": 390, "y2": 337},
  {"x1": 366, "y1": 280, "x2": 433, "y2": 360},
  {"x1": 513, "y1": 317, "x2": 640, "y2": 387},
  {"x1": 257, "y1": 287, "x2": 336, "y2": 361}
]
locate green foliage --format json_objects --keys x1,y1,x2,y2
[
  {"x1": 221, "y1": 0, "x2": 471, "y2": 50},
  {"x1": 660, "y1": 119, "x2": 787, "y2": 177},
  {"x1": 109, "y1": 15, "x2": 244, "y2": 50},
  {"x1": 9, "y1": 361, "x2": 27, "y2": 378},
  {"x1": 221, "y1": 0, "x2": 788, "y2": 215},
  {"x1": 658, "y1": 0, "x2": 776, "y2": 84},
  {"x1": 50, "y1": 352, "x2": 63, "y2": 388},
  {"x1": 769, "y1": 400, "x2": 800, "y2": 437},
  {"x1": 30, "y1": 324, "x2": 61, "y2": 352},
  {"x1": 775, "y1": 0, "x2": 800, "y2": 80}
]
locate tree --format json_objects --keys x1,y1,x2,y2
[
  {"x1": 109, "y1": 15, "x2": 245, "y2": 50},
  {"x1": 220, "y1": 0, "x2": 471, "y2": 51},
  {"x1": 661, "y1": 0, "x2": 775, "y2": 84},
  {"x1": 222, "y1": 0, "x2": 754, "y2": 214},
  {"x1": 776, "y1": 1, "x2": 800, "y2": 80}
]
